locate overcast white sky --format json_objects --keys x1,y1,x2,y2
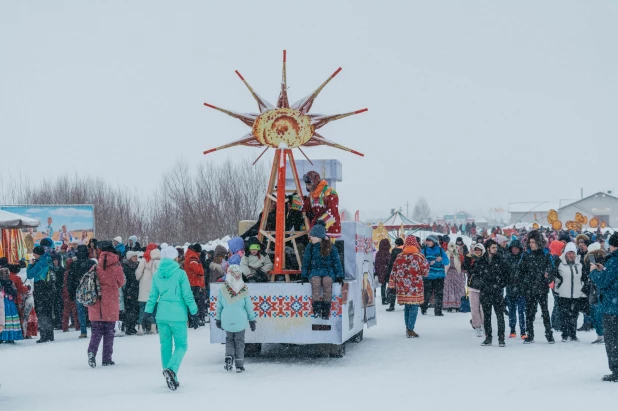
[{"x1": 1, "y1": 0, "x2": 617, "y2": 221}]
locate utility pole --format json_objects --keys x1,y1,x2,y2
[{"x1": 406, "y1": 200, "x2": 410, "y2": 217}]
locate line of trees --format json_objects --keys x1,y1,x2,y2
[{"x1": 0, "y1": 159, "x2": 268, "y2": 244}]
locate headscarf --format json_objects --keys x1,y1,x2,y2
[
  {"x1": 402, "y1": 236, "x2": 421, "y2": 255},
  {"x1": 144, "y1": 243, "x2": 158, "y2": 262},
  {"x1": 225, "y1": 264, "x2": 245, "y2": 294}
]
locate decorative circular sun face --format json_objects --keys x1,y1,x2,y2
[{"x1": 252, "y1": 108, "x2": 314, "y2": 148}]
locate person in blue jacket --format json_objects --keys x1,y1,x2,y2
[
  {"x1": 215, "y1": 264, "x2": 257, "y2": 373},
  {"x1": 420, "y1": 235, "x2": 450, "y2": 316},
  {"x1": 301, "y1": 222, "x2": 344, "y2": 320},
  {"x1": 26, "y1": 240, "x2": 56, "y2": 343},
  {"x1": 590, "y1": 232, "x2": 618, "y2": 382}
]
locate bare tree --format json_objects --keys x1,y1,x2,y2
[
  {"x1": 412, "y1": 197, "x2": 432, "y2": 222},
  {"x1": 0, "y1": 158, "x2": 267, "y2": 245}
]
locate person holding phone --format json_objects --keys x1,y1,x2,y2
[{"x1": 589, "y1": 232, "x2": 618, "y2": 382}]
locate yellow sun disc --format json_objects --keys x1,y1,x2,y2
[{"x1": 252, "y1": 108, "x2": 314, "y2": 148}]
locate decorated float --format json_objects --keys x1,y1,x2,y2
[{"x1": 202, "y1": 51, "x2": 374, "y2": 357}]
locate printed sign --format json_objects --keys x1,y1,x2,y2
[{"x1": 0, "y1": 205, "x2": 95, "y2": 249}]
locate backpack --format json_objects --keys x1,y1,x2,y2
[{"x1": 76, "y1": 268, "x2": 101, "y2": 307}]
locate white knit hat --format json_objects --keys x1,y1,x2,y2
[
  {"x1": 161, "y1": 246, "x2": 179, "y2": 260},
  {"x1": 113, "y1": 236, "x2": 123, "y2": 244}
]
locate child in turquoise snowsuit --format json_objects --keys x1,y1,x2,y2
[{"x1": 144, "y1": 246, "x2": 198, "y2": 390}]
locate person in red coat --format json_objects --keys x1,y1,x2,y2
[
  {"x1": 387, "y1": 236, "x2": 430, "y2": 338},
  {"x1": 185, "y1": 244, "x2": 207, "y2": 325},
  {"x1": 87, "y1": 243, "x2": 125, "y2": 368},
  {"x1": 302, "y1": 171, "x2": 341, "y2": 239}
]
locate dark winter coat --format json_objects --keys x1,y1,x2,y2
[
  {"x1": 387, "y1": 246, "x2": 404, "y2": 278},
  {"x1": 122, "y1": 258, "x2": 140, "y2": 302},
  {"x1": 67, "y1": 246, "x2": 95, "y2": 298},
  {"x1": 374, "y1": 239, "x2": 391, "y2": 284},
  {"x1": 519, "y1": 249, "x2": 556, "y2": 296},
  {"x1": 505, "y1": 240, "x2": 524, "y2": 298},
  {"x1": 475, "y1": 253, "x2": 510, "y2": 297},
  {"x1": 463, "y1": 255, "x2": 483, "y2": 291}
]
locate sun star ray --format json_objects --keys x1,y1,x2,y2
[
  {"x1": 234, "y1": 70, "x2": 274, "y2": 113},
  {"x1": 291, "y1": 67, "x2": 342, "y2": 114},
  {"x1": 203, "y1": 102, "x2": 258, "y2": 127},
  {"x1": 310, "y1": 108, "x2": 369, "y2": 130},
  {"x1": 277, "y1": 50, "x2": 289, "y2": 109}
]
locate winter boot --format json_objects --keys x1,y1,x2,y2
[
  {"x1": 102, "y1": 361, "x2": 115, "y2": 366},
  {"x1": 570, "y1": 336, "x2": 580, "y2": 342},
  {"x1": 88, "y1": 352, "x2": 96, "y2": 368},
  {"x1": 592, "y1": 336, "x2": 605, "y2": 344},
  {"x1": 312, "y1": 302, "x2": 321, "y2": 318},
  {"x1": 386, "y1": 306, "x2": 395, "y2": 312},
  {"x1": 236, "y1": 367, "x2": 245, "y2": 373},
  {"x1": 523, "y1": 336, "x2": 534, "y2": 344},
  {"x1": 163, "y1": 369, "x2": 178, "y2": 391},
  {"x1": 481, "y1": 337, "x2": 492, "y2": 346},
  {"x1": 137, "y1": 325, "x2": 144, "y2": 336},
  {"x1": 562, "y1": 336, "x2": 568, "y2": 343},
  {"x1": 547, "y1": 334, "x2": 555, "y2": 344},
  {"x1": 321, "y1": 302, "x2": 332, "y2": 320},
  {"x1": 150, "y1": 324, "x2": 157, "y2": 334},
  {"x1": 407, "y1": 329, "x2": 419, "y2": 338},
  {"x1": 602, "y1": 373, "x2": 618, "y2": 382},
  {"x1": 498, "y1": 335, "x2": 506, "y2": 347},
  {"x1": 114, "y1": 321, "x2": 125, "y2": 337},
  {"x1": 78, "y1": 334, "x2": 88, "y2": 339},
  {"x1": 224, "y1": 355, "x2": 234, "y2": 372},
  {"x1": 475, "y1": 328, "x2": 483, "y2": 338},
  {"x1": 509, "y1": 328, "x2": 516, "y2": 338},
  {"x1": 577, "y1": 323, "x2": 593, "y2": 332}
]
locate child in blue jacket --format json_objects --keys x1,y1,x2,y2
[{"x1": 215, "y1": 264, "x2": 257, "y2": 373}]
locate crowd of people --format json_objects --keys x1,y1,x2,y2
[{"x1": 378, "y1": 226, "x2": 618, "y2": 382}]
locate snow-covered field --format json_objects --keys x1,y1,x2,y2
[{"x1": 1, "y1": 296, "x2": 615, "y2": 411}]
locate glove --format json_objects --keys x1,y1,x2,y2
[
  {"x1": 142, "y1": 312, "x2": 154, "y2": 328},
  {"x1": 216, "y1": 320, "x2": 222, "y2": 329},
  {"x1": 249, "y1": 320, "x2": 256, "y2": 332},
  {"x1": 190, "y1": 314, "x2": 200, "y2": 330}
]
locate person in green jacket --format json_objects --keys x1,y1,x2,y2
[
  {"x1": 143, "y1": 246, "x2": 199, "y2": 391},
  {"x1": 215, "y1": 264, "x2": 257, "y2": 373}
]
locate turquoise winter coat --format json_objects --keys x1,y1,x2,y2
[
  {"x1": 215, "y1": 287, "x2": 257, "y2": 333},
  {"x1": 145, "y1": 259, "x2": 198, "y2": 322},
  {"x1": 591, "y1": 250, "x2": 618, "y2": 316}
]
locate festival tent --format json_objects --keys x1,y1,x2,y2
[
  {"x1": 372, "y1": 211, "x2": 430, "y2": 240},
  {"x1": 0, "y1": 209, "x2": 40, "y2": 229}
]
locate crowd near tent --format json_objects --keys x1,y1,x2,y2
[{"x1": 0, "y1": 209, "x2": 40, "y2": 262}]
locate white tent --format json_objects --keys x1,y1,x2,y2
[{"x1": 0, "y1": 209, "x2": 40, "y2": 229}]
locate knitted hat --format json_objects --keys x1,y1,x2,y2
[
  {"x1": 309, "y1": 221, "x2": 327, "y2": 239},
  {"x1": 426, "y1": 235, "x2": 440, "y2": 245},
  {"x1": 40, "y1": 238, "x2": 53, "y2": 247},
  {"x1": 473, "y1": 243, "x2": 486, "y2": 255},
  {"x1": 126, "y1": 251, "x2": 138, "y2": 260},
  {"x1": 128, "y1": 235, "x2": 138, "y2": 244},
  {"x1": 161, "y1": 246, "x2": 179, "y2": 260},
  {"x1": 609, "y1": 232, "x2": 618, "y2": 248},
  {"x1": 587, "y1": 242, "x2": 602, "y2": 253},
  {"x1": 249, "y1": 243, "x2": 261, "y2": 251},
  {"x1": 113, "y1": 236, "x2": 123, "y2": 244},
  {"x1": 214, "y1": 245, "x2": 228, "y2": 258},
  {"x1": 564, "y1": 242, "x2": 577, "y2": 255},
  {"x1": 33, "y1": 246, "x2": 45, "y2": 256}
]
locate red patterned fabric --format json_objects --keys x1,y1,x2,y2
[
  {"x1": 303, "y1": 180, "x2": 341, "y2": 238},
  {"x1": 388, "y1": 249, "x2": 430, "y2": 305}
]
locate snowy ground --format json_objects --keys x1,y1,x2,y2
[{"x1": 1, "y1": 296, "x2": 615, "y2": 411}]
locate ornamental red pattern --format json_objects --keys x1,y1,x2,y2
[
  {"x1": 388, "y1": 253, "x2": 430, "y2": 305},
  {"x1": 210, "y1": 294, "x2": 343, "y2": 318}
]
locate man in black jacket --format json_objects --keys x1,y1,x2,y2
[
  {"x1": 519, "y1": 231, "x2": 556, "y2": 344},
  {"x1": 478, "y1": 240, "x2": 510, "y2": 347},
  {"x1": 67, "y1": 245, "x2": 96, "y2": 338}
]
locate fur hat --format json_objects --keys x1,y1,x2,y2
[
  {"x1": 188, "y1": 243, "x2": 202, "y2": 253},
  {"x1": 214, "y1": 245, "x2": 228, "y2": 258},
  {"x1": 309, "y1": 221, "x2": 327, "y2": 239},
  {"x1": 527, "y1": 230, "x2": 544, "y2": 248},
  {"x1": 575, "y1": 234, "x2": 591, "y2": 246}
]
